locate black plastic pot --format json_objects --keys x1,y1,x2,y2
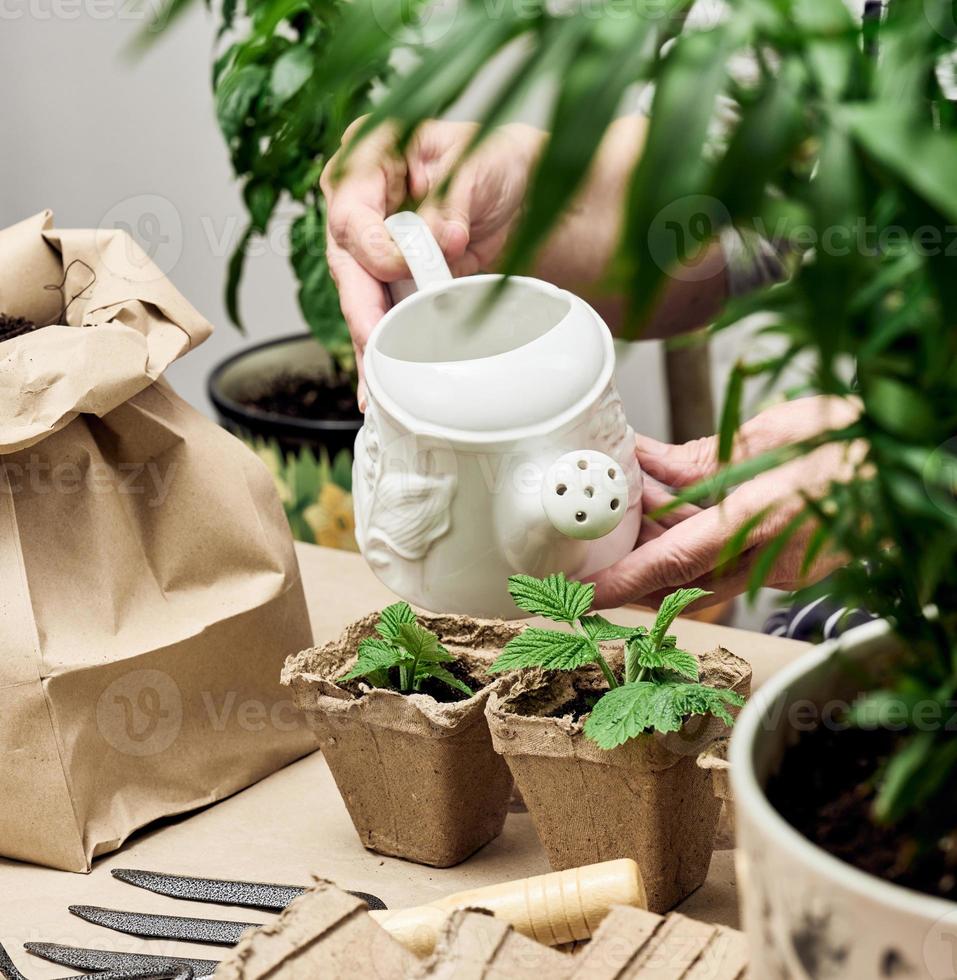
[{"x1": 208, "y1": 333, "x2": 362, "y2": 460}]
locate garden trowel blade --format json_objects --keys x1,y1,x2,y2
[
  {"x1": 24, "y1": 942, "x2": 218, "y2": 977},
  {"x1": 69, "y1": 906, "x2": 257, "y2": 947},
  {"x1": 111, "y1": 868, "x2": 386, "y2": 911}
]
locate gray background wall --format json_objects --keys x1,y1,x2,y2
[{"x1": 1, "y1": 5, "x2": 777, "y2": 626}]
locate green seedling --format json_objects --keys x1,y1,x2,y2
[
  {"x1": 489, "y1": 573, "x2": 744, "y2": 749},
  {"x1": 340, "y1": 602, "x2": 473, "y2": 697}
]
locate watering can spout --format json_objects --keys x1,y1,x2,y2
[{"x1": 540, "y1": 449, "x2": 630, "y2": 541}]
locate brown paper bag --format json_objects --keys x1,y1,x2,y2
[{"x1": 0, "y1": 211, "x2": 317, "y2": 871}]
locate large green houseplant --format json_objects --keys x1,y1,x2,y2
[
  {"x1": 144, "y1": 0, "x2": 394, "y2": 550},
  {"x1": 309, "y1": 0, "x2": 957, "y2": 950}
]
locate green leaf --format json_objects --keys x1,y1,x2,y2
[
  {"x1": 417, "y1": 662, "x2": 474, "y2": 698},
  {"x1": 216, "y1": 64, "x2": 268, "y2": 142},
  {"x1": 376, "y1": 602, "x2": 417, "y2": 643},
  {"x1": 502, "y1": 14, "x2": 657, "y2": 275},
  {"x1": 583, "y1": 681, "x2": 744, "y2": 749},
  {"x1": 839, "y1": 105, "x2": 957, "y2": 223},
  {"x1": 340, "y1": 637, "x2": 403, "y2": 682},
  {"x1": 718, "y1": 363, "x2": 745, "y2": 463},
  {"x1": 290, "y1": 208, "x2": 351, "y2": 353},
  {"x1": 507, "y1": 573, "x2": 594, "y2": 623},
  {"x1": 629, "y1": 636, "x2": 700, "y2": 681},
  {"x1": 225, "y1": 225, "x2": 253, "y2": 334},
  {"x1": 650, "y1": 588, "x2": 712, "y2": 647},
  {"x1": 489, "y1": 629, "x2": 595, "y2": 674},
  {"x1": 270, "y1": 45, "x2": 313, "y2": 104},
  {"x1": 396, "y1": 622, "x2": 452, "y2": 664},
  {"x1": 622, "y1": 19, "x2": 741, "y2": 328},
  {"x1": 580, "y1": 615, "x2": 644, "y2": 643},
  {"x1": 243, "y1": 180, "x2": 279, "y2": 233}
]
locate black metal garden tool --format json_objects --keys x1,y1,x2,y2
[
  {"x1": 2, "y1": 939, "x2": 198, "y2": 979},
  {"x1": 111, "y1": 868, "x2": 386, "y2": 912},
  {"x1": 69, "y1": 907, "x2": 257, "y2": 947},
  {"x1": 23, "y1": 942, "x2": 214, "y2": 978}
]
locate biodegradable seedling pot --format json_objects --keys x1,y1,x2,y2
[
  {"x1": 485, "y1": 647, "x2": 751, "y2": 913},
  {"x1": 283, "y1": 612, "x2": 520, "y2": 867}
]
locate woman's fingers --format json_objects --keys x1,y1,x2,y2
[
  {"x1": 641, "y1": 474, "x2": 703, "y2": 527},
  {"x1": 636, "y1": 396, "x2": 861, "y2": 488}
]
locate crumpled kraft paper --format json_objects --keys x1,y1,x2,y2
[{"x1": 0, "y1": 211, "x2": 317, "y2": 871}]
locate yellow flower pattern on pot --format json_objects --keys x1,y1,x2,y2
[
  {"x1": 304, "y1": 483, "x2": 358, "y2": 552},
  {"x1": 247, "y1": 437, "x2": 357, "y2": 552}
]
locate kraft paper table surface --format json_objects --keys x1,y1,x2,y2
[{"x1": 0, "y1": 544, "x2": 809, "y2": 977}]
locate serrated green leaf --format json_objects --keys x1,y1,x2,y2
[
  {"x1": 376, "y1": 602, "x2": 417, "y2": 642},
  {"x1": 489, "y1": 629, "x2": 594, "y2": 674},
  {"x1": 417, "y1": 662, "x2": 474, "y2": 697},
  {"x1": 651, "y1": 589, "x2": 712, "y2": 647},
  {"x1": 584, "y1": 681, "x2": 744, "y2": 749},
  {"x1": 631, "y1": 637, "x2": 700, "y2": 681},
  {"x1": 580, "y1": 615, "x2": 644, "y2": 643},
  {"x1": 340, "y1": 637, "x2": 403, "y2": 682},
  {"x1": 397, "y1": 622, "x2": 452, "y2": 664},
  {"x1": 507, "y1": 574, "x2": 594, "y2": 623}
]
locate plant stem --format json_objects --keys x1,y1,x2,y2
[
  {"x1": 399, "y1": 662, "x2": 411, "y2": 692},
  {"x1": 596, "y1": 654, "x2": 620, "y2": 690},
  {"x1": 575, "y1": 622, "x2": 620, "y2": 689}
]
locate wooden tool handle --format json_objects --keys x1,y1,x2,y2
[{"x1": 370, "y1": 858, "x2": 645, "y2": 955}]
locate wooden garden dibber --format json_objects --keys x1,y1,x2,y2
[{"x1": 369, "y1": 858, "x2": 646, "y2": 956}]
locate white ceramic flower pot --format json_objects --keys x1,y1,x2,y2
[
  {"x1": 731, "y1": 618, "x2": 957, "y2": 979},
  {"x1": 353, "y1": 213, "x2": 642, "y2": 618}
]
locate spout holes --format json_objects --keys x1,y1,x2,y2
[
  {"x1": 584, "y1": 486, "x2": 594, "y2": 498},
  {"x1": 610, "y1": 498, "x2": 620, "y2": 511},
  {"x1": 607, "y1": 467, "x2": 617, "y2": 479},
  {"x1": 575, "y1": 511, "x2": 587, "y2": 523},
  {"x1": 556, "y1": 484, "x2": 567, "y2": 496},
  {"x1": 577, "y1": 459, "x2": 588, "y2": 470}
]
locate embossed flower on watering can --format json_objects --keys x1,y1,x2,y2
[{"x1": 304, "y1": 483, "x2": 359, "y2": 551}]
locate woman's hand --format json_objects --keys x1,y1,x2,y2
[
  {"x1": 590, "y1": 397, "x2": 863, "y2": 610},
  {"x1": 320, "y1": 118, "x2": 545, "y2": 390}
]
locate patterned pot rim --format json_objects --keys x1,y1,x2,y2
[{"x1": 730, "y1": 615, "x2": 957, "y2": 920}]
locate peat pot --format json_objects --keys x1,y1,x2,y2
[
  {"x1": 283, "y1": 612, "x2": 520, "y2": 867},
  {"x1": 486, "y1": 648, "x2": 752, "y2": 913}
]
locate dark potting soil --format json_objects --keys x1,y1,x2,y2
[
  {"x1": 239, "y1": 372, "x2": 361, "y2": 423},
  {"x1": 0, "y1": 314, "x2": 43, "y2": 343},
  {"x1": 553, "y1": 688, "x2": 604, "y2": 722},
  {"x1": 345, "y1": 657, "x2": 483, "y2": 704},
  {"x1": 766, "y1": 723, "x2": 957, "y2": 902},
  {"x1": 415, "y1": 658, "x2": 483, "y2": 703}
]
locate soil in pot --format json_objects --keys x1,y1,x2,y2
[
  {"x1": 486, "y1": 646, "x2": 752, "y2": 913},
  {"x1": 240, "y1": 372, "x2": 362, "y2": 425},
  {"x1": 766, "y1": 723, "x2": 957, "y2": 902},
  {"x1": 283, "y1": 612, "x2": 521, "y2": 868},
  {"x1": 0, "y1": 314, "x2": 43, "y2": 343}
]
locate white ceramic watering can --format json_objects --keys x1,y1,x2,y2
[{"x1": 353, "y1": 212, "x2": 642, "y2": 619}]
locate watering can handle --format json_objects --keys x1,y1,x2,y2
[{"x1": 383, "y1": 211, "x2": 454, "y2": 303}]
